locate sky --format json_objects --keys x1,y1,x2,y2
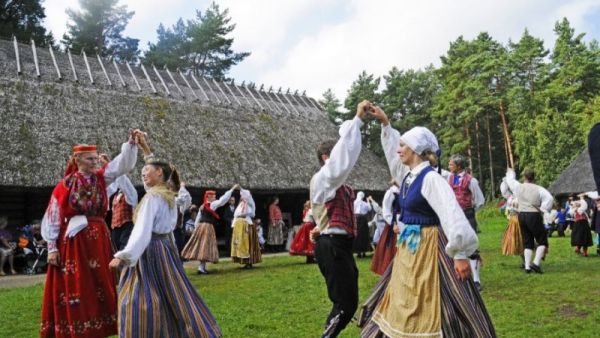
[{"x1": 43, "y1": 0, "x2": 600, "y2": 103}]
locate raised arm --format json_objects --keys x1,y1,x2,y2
[
  {"x1": 103, "y1": 142, "x2": 138, "y2": 185},
  {"x1": 210, "y1": 187, "x2": 235, "y2": 210},
  {"x1": 504, "y1": 169, "x2": 521, "y2": 199}
]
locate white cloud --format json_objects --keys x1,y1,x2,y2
[{"x1": 41, "y1": 0, "x2": 600, "y2": 102}]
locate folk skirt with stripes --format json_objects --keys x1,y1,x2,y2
[
  {"x1": 181, "y1": 222, "x2": 219, "y2": 263},
  {"x1": 117, "y1": 235, "x2": 221, "y2": 338},
  {"x1": 359, "y1": 227, "x2": 496, "y2": 338},
  {"x1": 501, "y1": 214, "x2": 523, "y2": 256}
]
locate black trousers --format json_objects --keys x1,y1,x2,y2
[
  {"x1": 314, "y1": 235, "x2": 358, "y2": 338},
  {"x1": 111, "y1": 222, "x2": 134, "y2": 251},
  {"x1": 463, "y1": 208, "x2": 479, "y2": 232},
  {"x1": 518, "y1": 212, "x2": 548, "y2": 249}
]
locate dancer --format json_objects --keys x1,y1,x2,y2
[
  {"x1": 40, "y1": 129, "x2": 143, "y2": 338},
  {"x1": 353, "y1": 191, "x2": 372, "y2": 258},
  {"x1": 569, "y1": 195, "x2": 593, "y2": 257},
  {"x1": 109, "y1": 148, "x2": 221, "y2": 338},
  {"x1": 309, "y1": 100, "x2": 371, "y2": 338},
  {"x1": 359, "y1": 106, "x2": 495, "y2": 338},
  {"x1": 505, "y1": 169, "x2": 553, "y2": 273},
  {"x1": 181, "y1": 185, "x2": 237, "y2": 274},
  {"x1": 107, "y1": 174, "x2": 138, "y2": 251},
  {"x1": 267, "y1": 196, "x2": 285, "y2": 252},
  {"x1": 370, "y1": 181, "x2": 400, "y2": 276},
  {"x1": 230, "y1": 188, "x2": 262, "y2": 268},
  {"x1": 500, "y1": 178, "x2": 523, "y2": 257},
  {"x1": 289, "y1": 200, "x2": 316, "y2": 263}
]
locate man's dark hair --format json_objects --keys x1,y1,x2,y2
[
  {"x1": 317, "y1": 140, "x2": 337, "y2": 166},
  {"x1": 523, "y1": 170, "x2": 535, "y2": 182}
]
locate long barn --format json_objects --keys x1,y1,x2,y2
[{"x1": 0, "y1": 38, "x2": 390, "y2": 234}]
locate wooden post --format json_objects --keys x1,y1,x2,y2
[
  {"x1": 125, "y1": 62, "x2": 141, "y2": 91},
  {"x1": 13, "y1": 36, "x2": 21, "y2": 75},
  {"x1": 82, "y1": 50, "x2": 94, "y2": 84},
  {"x1": 67, "y1": 49, "x2": 78, "y2": 82},
  {"x1": 31, "y1": 39, "x2": 40, "y2": 77}
]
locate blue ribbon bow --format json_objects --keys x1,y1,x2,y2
[{"x1": 397, "y1": 224, "x2": 421, "y2": 254}]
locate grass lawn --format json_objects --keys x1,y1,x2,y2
[{"x1": 1, "y1": 209, "x2": 599, "y2": 337}]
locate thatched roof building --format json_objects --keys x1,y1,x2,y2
[
  {"x1": 0, "y1": 38, "x2": 390, "y2": 227},
  {"x1": 548, "y1": 149, "x2": 596, "y2": 197}
]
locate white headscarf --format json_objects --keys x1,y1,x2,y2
[
  {"x1": 400, "y1": 126, "x2": 439, "y2": 155},
  {"x1": 354, "y1": 191, "x2": 369, "y2": 214}
]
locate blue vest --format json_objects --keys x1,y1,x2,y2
[{"x1": 395, "y1": 166, "x2": 440, "y2": 225}]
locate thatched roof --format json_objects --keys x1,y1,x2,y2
[
  {"x1": 548, "y1": 149, "x2": 596, "y2": 196},
  {"x1": 0, "y1": 39, "x2": 389, "y2": 191}
]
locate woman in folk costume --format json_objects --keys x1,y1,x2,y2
[
  {"x1": 231, "y1": 188, "x2": 262, "y2": 268},
  {"x1": 569, "y1": 195, "x2": 593, "y2": 257},
  {"x1": 267, "y1": 196, "x2": 285, "y2": 251},
  {"x1": 353, "y1": 191, "x2": 372, "y2": 258},
  {"x1": 109, "y1": 145, "x2": 221, "y2": 338},
  {"x1": 40, "y1": 130, "x2": 144, "y2": 338},
  {"x1": 289, "y1": 200, "x2": 316, "y2": 263},
  {"x1": 182, "y1": 185, "x2": 237, "y2": 274},
  {"x1": 500, "y1": 178, "x2": 523, "y2": 256},
  {"x1": 358, "y1": 107, "x2": 496, "y2": 338},
  {"x1": 370, "y1": 181, "x2": 400, "y2": 276}
]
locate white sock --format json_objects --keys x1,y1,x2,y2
[
  {"x1": 198, "y1": 262, "x2": 206, "y2": 272},
  {"x1": 533, "y1": 246, "x2": 546, "y2": 266},
  {"x1": 524, "y1": 249, "x2": 533, "y2": 270},
  {"x1": 469, "y1": 259, "x2": 480, "y2": 283}
]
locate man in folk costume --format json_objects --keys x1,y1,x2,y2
[
  {"x1": 505, "y1": 169, "x2": 553, "y2": 274},
  {"x1": 309, "y1": 100, "x2": 371, "y2": 338},
  {"x1": 447, "y1": 154, "x2": 485, "y2": 290},
  {"x1": 182, "y1": 186, "x2": 236, "y2": 274},
  {"x1": 40, "y1": 129, "x2": 145, "y2": 338},
  {"x1": 107, "y1": 175, "x2": 138, "y2": 251}
]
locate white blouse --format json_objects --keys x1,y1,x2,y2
[
  {"x1": 382, "y1": 185, "x2": 399, "y2": 225},
  {"x1": 233, "y1": 189, "x2": 255, "y2": 224},
  {"x1": 107, "y1": 175, "x2": 138, "y2": 208},
  {"x1": 381, "y1": 124, "x2": 478, "y2": 260},
  {"x1": 114, "y1": 194, "x2": 177, "y2": 266}
]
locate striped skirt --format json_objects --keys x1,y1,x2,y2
[
  {"x1": 181, "y1": 222, "x2": 219, "y2": 263},
  {"x1": 231, "y1": 218, "x2": 262, "y2": 265},
  {"x1": 118, "y1": 234, "x2": 221, "y2": 338},
  {"x1": 501, "y1": 214, "x2": 523, "y2": 256},
  {"x1": 359, "y1": 227, "x2": 496, "y2": 338}
]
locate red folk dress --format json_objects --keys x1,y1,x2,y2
[
  {"x1": 289, "y1": 209, "x2": 315, "y2": 256},
  {"x1": 40, "y1": 143, "x2": 137, "y2": 338}
]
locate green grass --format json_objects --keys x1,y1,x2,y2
[{"x1": 1, "y1": 209, "x2": 599, "y2": 337}]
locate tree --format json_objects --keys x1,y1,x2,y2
[
  {"x1": 62, "y1": 0, "x2": 140, "y2": 61},
  {"x1": 0, "y1": 0, "x2": 54, "y2": 46},
  {"x1": 319, "y1": 89, "x2": 343, "y2": 124},
  {"x1": 144, "y1": 2, "x2": 250, "y2": 79}
]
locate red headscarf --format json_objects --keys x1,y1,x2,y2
[
  {"x1": 64, "y1": 144, "x2": 98, "y2": 177},
  {"x1": 202, "y1": 190, "x2": 220, "y2": 220}
]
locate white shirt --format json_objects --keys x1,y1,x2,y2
[
  {"x1": 233, "y1": 189, "x2": 255, "y2": 224},
  {"x1": 310, "y1": 116, "x2": 363, "y2": 205},
  {"x1": 504, "y1": 169, "x2": 554, "y2": 213},
  {"x1": 107, "y1": 175, "x2": 138, "y2": 208},
  {"x1": 176, "y1": 186, "x2": 192, "y2": 214},
  {"x1": 114, "y1": 193, "x2": 178, "y2": 266},
  {"x1": 41, "y1": 142, "x2": 138, "y2": 253},
  {"x1": 382, "y1": 185, "x2": 399, "y2": 225},
  {"x1": 381, "y1": 125, "x2": 479, "y2": 260}
]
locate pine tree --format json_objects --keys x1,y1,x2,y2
[
  {"x1": 0, "y1": 0, "x2": 54, "y2": 46},
  {"x1": 62, "y1": 0, "x2": 139, "y2": 61},
  {"x1": 319, "y1": 89, "x2": 343, "y2": 124}
]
